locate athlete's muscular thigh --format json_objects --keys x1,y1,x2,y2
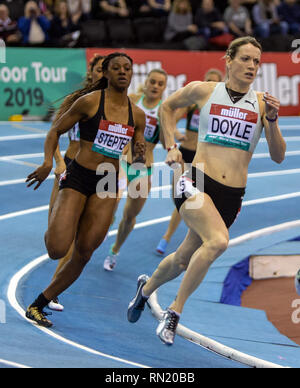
[
  {"x1": 76, "y1": 195, "x2": 117, "y2": 255},
  {"x1": 47, "y1": 188, "x2": 86, "y2": 252},
  {"x1": 180, "y1": 192, "x2": 229, "y2": 244}
]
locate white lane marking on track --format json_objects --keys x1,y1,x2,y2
[
  {"x1": 1, "y1": 149, "x2": 300, "y2": 162},
  {"x1": 0, "y1": 134, "x2": 47, "y2": 141},
  {"x1": 148, "y1": 219, "x2": 300, "y2": 369},
  {"x1": 0, "y1": 358, "x2": 31, "y2": 369},
  {"x1": 1, "y1": 191, "x2": 300, "y2": 221},
  {"x1": 1, "y1": 166, "x2": 300, "y2": 187},
  {"x1": 8, "y1": 219, "x2": 300, "y2": 369},
  {"x1": 0, "y1": 175, "x2": 55, "y2": 187},
  {"x1": 7, "y1": 255, "x2": 150, "y2": 369}
]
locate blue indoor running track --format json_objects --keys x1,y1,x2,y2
[{"x1": 0, "y1": 117, "x2": 300, "y2": 369}]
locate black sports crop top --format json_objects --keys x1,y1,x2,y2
[{"x1": 79, "y1": 90, "x2": 135, "y2": 142}]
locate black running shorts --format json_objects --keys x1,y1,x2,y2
[
  {"x1": 59, "y1": 160, "x2": 119, "y2": 198},
  {"x1": 174, "y1": 167, "x2": 245, "y2": 228}
]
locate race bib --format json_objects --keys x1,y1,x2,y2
[
  {"x1": 175, "y1": 171, "x2": 201, "y2": 199},
  {"x1": 92, "y1": 119, "x2": 134, "y2": 159},
  {"x1": 144, "y1": 114, "x2": 158, "y2": 141},
  {"x1": 205, "y1": 104, "x2": 258, "y2": 151},
  {"x1": 69, "y1": 123, "x2": 80, "y2": 142}
]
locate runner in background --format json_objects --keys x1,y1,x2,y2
[
  {"x1": 156, "y1": 68, "x2": 224, "y2": 256},
  {"x1": 103, "y1": 69, "x2": 175, "y2": 271}
]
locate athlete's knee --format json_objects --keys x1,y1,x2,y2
[
  {"x1": 47, "y1": 246, "x2": 69, "y2": 261},
  {"x1": 75, "y1": 244, "x2": 94, "y2": 265},
  {"x1": 123, "y1": 210, "x2": 136, "y2": 228},
  {"x1": 45, "y1": 231, "x2": 70, "y2": 260},
  {"x1": 205, "y1": 234, "x2": 229, "y2": 258},
  {"x1": 173, "y1": 250, "x2": 190, "y2": 272}
]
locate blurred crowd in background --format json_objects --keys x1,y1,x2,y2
[{"x1": 0, "y1": 0, "x2": 299, "y2": 50}]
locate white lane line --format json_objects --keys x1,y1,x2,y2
[
  {"x1": 1, "y1": 165, "x2": 300, "y2": 187},
  {"x1": 0, "y1": 206, "x2": 49, "y2": 221},
  {"x1": 1, "y1": 191, "x2": 300, "y2": 222},
  {"x1": 0, "y1": 175, "x2": 55, "y2": 187},
  {"x1": 148, "y1": 219, "x2": 300, "y2": 369},
  {"x1": 0, "y1": 153, "x2": 45, "y2": 160},
  {"x1": 252, "y1": 150, "x2": 300, "y2": 158},
  {"x1": 248, "y1": 168, "x2": 300, "y2": 178},
  {"x1": 1, "y1": 149, "x2": 300, "y2": 164},
  {"x1": 7, "y1": 255, "x2": 149, "y2": 369},
  {"x1": 0, "y1": 358, "x2": 31, "y2": 369},
  {"x1": 0, "y1": 159, "x2": 40, "y2": 168},
  {"x1": 8, "y1": 218, "x2": 299, "y2": 369},
  {"x1": 0, "y1": 134, "x2": 47, "y2": 141}
]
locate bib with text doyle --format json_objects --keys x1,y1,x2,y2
[
  {"x1": 92, "y1": 119, "x2": 134, "y2": 159},
  {"x1": 144, "y1": 114, "x2": 158, "y2": 142},
  {"x1": 206, "y1": 104, "x2": 258, "y2": 151}
]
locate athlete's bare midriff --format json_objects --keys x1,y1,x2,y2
[
  {"x1": 192, "y1": 142, "x2": 252, "y2": 187},
  {"x1": 75, "y1": 139, "x2": 120, "y2": 171}
]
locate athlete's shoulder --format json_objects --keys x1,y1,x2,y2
[
  {"x1": 79, "y1": 90, "x2": 101, "y2": 105},
  {"x1": 184, "y1": 80, "x2": 218, "y2": 97},
  {"x1": 129, "y1": 93, "x2": 142, "y2": 104},
  {"x1": 132, "y1": 101, "x2": 146, "y2": 123}
]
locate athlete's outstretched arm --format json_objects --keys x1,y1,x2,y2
[{"x1": 26, "y1": 95, "x2": 92, "y2": 190}]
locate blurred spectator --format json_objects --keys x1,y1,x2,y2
[
  {"x1": 252, "y1": 0, "x2": 289, "y2": 38},
  {"x1": 67, "y1": 0, "x2": 91, "y2": 23},
  {"x1": 277, "y1": 0, "x2": 300, "y2": 35},
  {"x1": 0, "y1": 4, "x2": 21, "y2": 43},
  {"x1": 0, "y1": 0, "x2": 25, "y2": 20},
  {"x1": 147, "y1": 0, "x2": 171, "y2": 17},
  {"x1": 126, "y1": 0, "x2": 152, "y2": 18},
  {"x1": 18, "y1": 1, "x2": 51, "y2": 45},
  {"x1": 98, "y1": 0, "x2": 130, "y2": 19},
  {"x1": 164, "y1": 0, "x2": 197, "y2": 42},
  {"x1": 37, "y1": 1, "x2": 56, "y2": 20},
  {"x1": 224, "y1": 0, "x2": 253, "y2": 37},
  {"x1": 194, "y1": 0, "x2": 229, "y2": 39},
  {"x1": 49, "y1": 0, "x2": 80, "y2": 46}
]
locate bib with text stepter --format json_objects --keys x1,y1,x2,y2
[
  {"x1": 205, "y1": 104, "x2": 258, "y2": 151},
  {"x1": 92, "y1": 119, "x2": 134, "y2": 159}
]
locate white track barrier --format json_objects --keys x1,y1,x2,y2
[{"x1": 147, "y1": 220, "x2": 300, "y2": 369}]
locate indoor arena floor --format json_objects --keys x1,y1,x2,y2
[{"x1": 0, "y1": 117, "x2": 300, "y2": 368}]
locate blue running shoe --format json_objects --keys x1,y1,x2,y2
[
  {"x1": 156, "y1": 238, "x2": 168, "y2": 256},
  {"x1": 127, "y1": 274, "x2": 149, "y2": 323}
]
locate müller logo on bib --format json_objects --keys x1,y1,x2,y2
[
  {"x1": 92, "y1": 120, "x2": 134, "y2": 159},
  {"x1": 205, "y1": 103, "x2": 258, "y2": 152}
]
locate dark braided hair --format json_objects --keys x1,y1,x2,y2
[{"x1": 53, "y1": 52, "x2": 133, "y2": 124}]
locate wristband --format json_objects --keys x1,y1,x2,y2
[
  {"x1": 266, "y1": 114, "x2": 278, "y2": 122},
  {"x1": 167, "y1": 144, "x2": 177, "y2": 152}
]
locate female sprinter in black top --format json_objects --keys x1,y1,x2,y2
[{"x1": 25, "y1": 52, "x2": 146, "y2": 328}]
